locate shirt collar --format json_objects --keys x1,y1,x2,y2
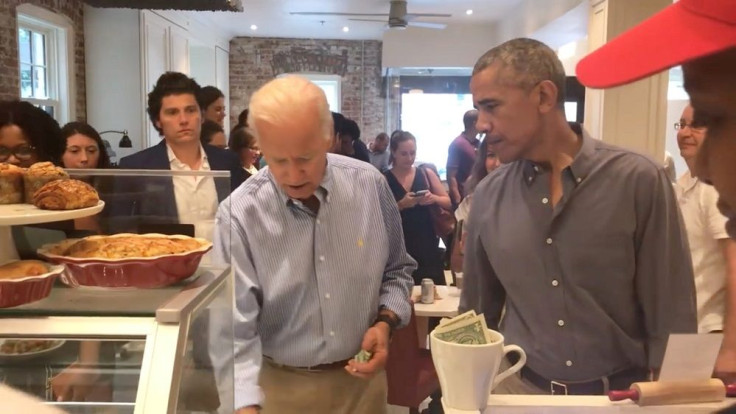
[
  {"x1": 677, "y1": 170, "x2": 700, "y2": 193},
  {"x1": 166, "y1": 143, "x2": 209, "y2": 168},
  {"x1": 522, "y1": 123, "x2": 592, "y2": 186}
]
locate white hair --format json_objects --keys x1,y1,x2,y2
[{"x1": 247, "y1": 75, "x2": 333, "y2": 143}]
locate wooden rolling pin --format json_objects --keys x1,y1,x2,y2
[{"x1": 609, "y1": 379, "x2": 736, "y2": 406}]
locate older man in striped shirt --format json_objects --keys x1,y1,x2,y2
[{"x1": 214, "y1": 76, "x2": 416, "y2": 414}]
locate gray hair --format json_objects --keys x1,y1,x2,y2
[
  {"x1": 247, "y1": 75, "x2": 333, "y2": 143},
  {"x1": 473, "y1": 38, "x2": 566, "y2": 105}
]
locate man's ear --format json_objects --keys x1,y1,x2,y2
[{"x1": 537, "y1": 80, "x2": 559, "y2": 114}]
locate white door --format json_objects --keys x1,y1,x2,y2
[
  {"x1": 141, "y1": 11, "x2": 169, "y2": 148},
  {"x1": 215, "y1": 46, "x2": 229, "y2": 132},
  {"x1": 169, "y1": 23, "x2": 190, "y2": 75}
]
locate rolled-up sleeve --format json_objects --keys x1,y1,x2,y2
[
  {"x1": 377, "y1": 177, "x2": 416, "y2": 328},
  {"x1": 213, "y1": 199, "x2": 264, "y2": 409},
  {"x1": 459, "y1": 187, "x2": 506, "y2": 330},
  {"x1": 634, "y1": 167, "x2": 697, "y2": 368}
]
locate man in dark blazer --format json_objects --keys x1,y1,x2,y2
[{"x1": 112, "y1": 72, "x2": 244, "y2": 234}]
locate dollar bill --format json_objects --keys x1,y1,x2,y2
[
  {"x1": 354, "y1": 349, "x2": 372, "y2": 363},
  {"x1": 434, "y1": 315, "x2": 489, "y2": 345},
  {"x1": 438, "y1": 309, "x2": 477, "y2": 327}
]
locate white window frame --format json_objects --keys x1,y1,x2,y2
[
  {"x1": 278, "y1": 73, "x2": 341, "y2": 113},
  {"x1": 17, "y1": 4, "x2": 75, "y2": 124}
]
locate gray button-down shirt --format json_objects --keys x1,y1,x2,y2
[{"x1": 460, "y1": 128, "x2": 697, "y2": 381}]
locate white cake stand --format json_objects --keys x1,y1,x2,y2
[{"x1": 0, "y1": 201, "x2": 104, "y2": 264}]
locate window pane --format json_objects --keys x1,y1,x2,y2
[
  {"x1": 38, "y1": 105, "x2": 55, "y2": 118},
  {"x1": 19, "y1": 64, "x2": 33, "y2": 98},
  {"x1": 18, "y1": 29, "x2": 31, "y2": 64},
  {"x1": 32, "y1": 66, "x2": 48, "y2": 99},
  {"x1": 31, "y1": 31, "x2": 46, "y2": 66}
]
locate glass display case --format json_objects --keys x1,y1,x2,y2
[{"x1": 0, "y1": 169, "x2": 235, "y2": 414}]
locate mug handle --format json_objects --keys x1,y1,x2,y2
[{"x1": 492, "y1": 345, "x2": 527, "y2": 389}]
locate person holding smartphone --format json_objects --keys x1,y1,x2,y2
[{"x1": 384, "y1": 131, "x2": 452, "y2": 287}]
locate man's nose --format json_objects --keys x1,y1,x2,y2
[{"x1": 476, "y1": 116, "x2": 491, "y2": 134}]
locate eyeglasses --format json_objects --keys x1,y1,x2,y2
[
  {"x1": 674, "y1": 121, "x2": 706, "y2": 131},
  {"x1": 0, "y1": 145, "x2": 36, "y2": 162}
]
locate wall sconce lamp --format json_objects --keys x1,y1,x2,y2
[{"x1": 100, "y1": 130, "x2": 132, "y2": 148}]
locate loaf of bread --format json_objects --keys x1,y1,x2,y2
[
  {"x1": 23, "y1": 162, "x2": 68, "y2": 202},
  {"x1": 0, "y1": 260, "x2": 48, "y2": 280},
  {"x1": 0, "y1": 163, "x2": 24, "y2": 204},
  {"x1": 33, "y1": 179, "x2": 99, "y2": 210}
]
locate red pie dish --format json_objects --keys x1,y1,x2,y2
[
  {"x1": 37, "y1": 233, "x2": 213, "y2": 289},
  {"x1": 0, "y1": 261, "x2": 63, "y2": 308}
]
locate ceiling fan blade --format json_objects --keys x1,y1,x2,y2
[
  {"x1": 406, "y1": 13, "x2": 452, "y2": 18},
  {"x1": 408, "y1": 21, "x2": 446, "y2": 29},
  {"x1": 290, "y1": 11, "x2": 388, "y2": 17},
  {"x1": 349, "y1": 18, "x2": 387, "y2": 23}
]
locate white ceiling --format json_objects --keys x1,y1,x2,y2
[{"x1": 194, "y1": 0, "x2": 524, "y2": 40}]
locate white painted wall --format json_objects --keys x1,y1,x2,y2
[
  {"x1": 382, "y1": 0, "x2": 587, "y2": 69},
  {"x1": 498, "y1": 0, "x2": 587, "y2": 46},
  {"x1": 84, "y1": 6, "x2": 143, "y2": 160},
  {"x1": 382, "y1": 24, "x2": 498, "y2": 68}
]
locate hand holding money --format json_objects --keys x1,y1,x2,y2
[
  {"x1": 345, "y1": 322, "x2": 390, "y2": 379},
  {"x1": 433, "y1": 310, "x2": 492, "y2": 344}
]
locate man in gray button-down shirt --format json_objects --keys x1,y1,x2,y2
[{"x1": 460, "y1": 38, "x2": 697, "y2": 394}]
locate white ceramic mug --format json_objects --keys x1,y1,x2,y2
[{"x1": 430, "y1": 328, "x2": 526, "y2": 411}]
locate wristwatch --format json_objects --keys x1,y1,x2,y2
[{"x1": 374, "y1": 312, "x2": 400, "y2": 335}]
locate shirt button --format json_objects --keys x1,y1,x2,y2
[
  {"x1": 546, "y1": 238, "x2": 553, "y2": 245},
  {"x1": 329, "y1": 331, "x2": 335, "y2": 337},
  {"x1": 542, "y1": 197, "x2": 549, "y2": 204},
  {"x1": 552, "y1": 279, "x2": 559, "y2": 287},
  {"x1": 316, "y1": 219, "x2": 321, "y2": 225},
  {"x1": 325, "y1": 293, "x2": 330, "y2": 299},
  {"x1": 557, "y1": 319, "x2": 565, "y2": 327},
  {"x1": 319, "y1": 255, "x2": 325, "y2": 262},
  {"x1": 566, "y1": 360, "x2": 573, "y2": 367},
  {"x1": 528, "y1": 176, "x2": 533, "y2": 182},
  {"x1": 576, "y1": 177, "x2": 582, "y2": 183}
]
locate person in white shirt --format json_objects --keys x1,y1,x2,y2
[{"x1": 675, "y1": 104, "x2": 736, "y2": 334}]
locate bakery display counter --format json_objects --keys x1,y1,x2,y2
[{"x1": 0, "y1": 265, "x2": 234, "y2": 414}]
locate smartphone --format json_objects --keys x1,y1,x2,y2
[{"x1": 413, "y1": 190, "x2": 429, "y2": 197}]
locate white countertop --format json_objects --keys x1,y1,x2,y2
[
  {"x1": 442, "y1": 395, "x2": 734, "y2": 413},
  {"x1": 411, "y1": 285, "x2": 460, "y2": 318}
]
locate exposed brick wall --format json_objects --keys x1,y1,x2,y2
[
  {"x1": 229, "y1": 37, "x2": 385, "y2": 142},
  {"x1": 0, "y1": 0, "x2": 86, "y2": 120}
]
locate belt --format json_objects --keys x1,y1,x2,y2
[
  {"x1": 514, "y1": 360, "x2": 649, "y2": 395},
  {"x1": 264, "y1": 356, "x2": 350, "y2": 372}
]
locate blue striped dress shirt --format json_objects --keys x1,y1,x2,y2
[{"x1": 213, "y1": 153, "x2": 416, "y2": 409}]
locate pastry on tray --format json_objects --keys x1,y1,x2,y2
[
  {"x1": 0, "y1": 163, "x2": 24, "y2": 204},
  {"x1": 0, "y1": 260, "x2": 63, "y2": 308},
  {"x1": 0, "y1": 260, "x2": 49, "y2": 280},
  {"x1": 38, "y1": 234, "x2": 213, "y2": 289},
  {"x1": 23, "y1": 162, "x2": 68, "y2": 203},
  {"x1": 50, "y1": 234, "x2": 207, "y2": 259},
  {"x1": 32, "y1": 178, "x2": 99, "y2": 210}
]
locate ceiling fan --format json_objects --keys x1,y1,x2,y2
[{"x1": 290, "y1": 0, "x2": 451, "y2": 30}]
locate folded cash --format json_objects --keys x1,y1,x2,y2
[
  {"x1": 434, "y1": 310, "x2": 492, "y2": 345},
  {"x1": 354, "y1": 349, "x2": 372, "y2": 363}
]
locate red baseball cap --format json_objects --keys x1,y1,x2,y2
[{"x1": 576, "y1": 0, "x2": 736, "y2": 89}]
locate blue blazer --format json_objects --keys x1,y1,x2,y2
[{"x1": 111, "y1": 141, "x2": 245, "y2": 230}]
